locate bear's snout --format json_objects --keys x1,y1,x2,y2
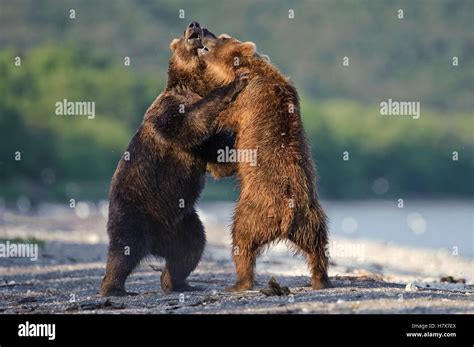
[
  {"x1": 185, "y1": 21, "x2": 203, "y2": 48},
  {"x1": 188, "y1": 21, "x2": 200, "y2": 29}
]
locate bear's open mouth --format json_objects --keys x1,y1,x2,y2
[
  {"x1": 186, "y1": 30, "x2": 203, "y2": 48},
  {"x1": 188, "y1": 32, "x2": 200, "y2": 40},
  {"x1": 188, "y1": 33, "x2": 202, "y2": 48}
]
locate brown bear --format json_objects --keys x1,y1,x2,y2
[
  {"x1": 198, "y1": 32, "x2": 331, "y2": 291},
  {"x1": 100, "y1": 22, "x2": 247, "y2": 297}
]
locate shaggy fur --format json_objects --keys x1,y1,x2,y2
[
  {"x1": 101, "y1": 23, "x2": 247, "y2": 296},
  {"x1": 199, "y1": 34, "x2": 332, "y2": 291}
]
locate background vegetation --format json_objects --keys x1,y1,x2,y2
[{"x1": 0, "y1": 0, "x2": 472, "y2": 204}]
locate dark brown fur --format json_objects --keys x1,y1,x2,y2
[
  {"x1": 100, "y1": 24, "x2": 247, "y2": 297},
  {"x1": 199, "y1": 35, "x2": 331, "y2": 291}
]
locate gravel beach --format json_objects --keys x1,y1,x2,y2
[{"x1": 0, "y1": 203, "x2": 473, "y2": 314}]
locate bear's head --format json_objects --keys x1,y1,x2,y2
[
  {"x1": 198, "y1": 31, "x2": 258, "y2": 86},
  {"x1": 168, "y1": 21, "x2": 209, "y2": 95}
]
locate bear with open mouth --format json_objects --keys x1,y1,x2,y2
[{"x1": 101, "y1": 22, "x2": 247, "y2": 296}]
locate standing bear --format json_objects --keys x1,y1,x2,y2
[
  {"x1": 198, "y1": 32, "x2": 332, "y2": 291},
  {"x1": 101, "y1": 22, "x2": 247, "y2": 296}
]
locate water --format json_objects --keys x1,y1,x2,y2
[{"x1": 198, "y1": 200, "x2": 474, "y2": 259}]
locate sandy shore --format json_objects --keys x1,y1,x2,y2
[{"x1": 0, "y1": 204, "x2": 473, "y2": 314}]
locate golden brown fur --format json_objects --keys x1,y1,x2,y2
[{"x1": 200, "y1": 35, "x2": 331, "y2": 291}]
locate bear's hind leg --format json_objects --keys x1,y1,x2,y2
[
  {"x1": 288, "y1": 211, "x2": 332, "y2": 290},
  {"x1": 226, "y1": 211, "x2": 275, "y2": 292},
  {"x1": 226, "y1": 235, "x2": 257, "y2": 292},
  {"x1": 160, "y1": 211, "x2": 205, "y2": 294},
  {"x1": 101, "y1": 221, "x2": 150, "y2": 297},
  {"x1": 101, "y1": 240, "x2": 147, "y2": 297}
]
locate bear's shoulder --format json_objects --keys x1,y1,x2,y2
[{"x1": 144, "y1": 88, "x2": 200, "y2": 122}]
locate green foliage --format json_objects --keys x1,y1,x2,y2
[
  {"x1": 0, "y1": 0, "x2": 472, "y2": 201},
  {"x1": 300, "y1": 99, "x2": 474, "y2": 198},
  {"x1": 1, "y1": 0, "x2": 472, "y2": 112},
  {"x1": 0, "y1": 46, "x2": 161, "y2": 201}
]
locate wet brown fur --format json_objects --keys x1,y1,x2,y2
[
  {"x1": 100, "y1": 30, "x2": 246, "y2": 297},
  {"x1": 200, "y1": 36, "x2": 331, "y2": 291}
]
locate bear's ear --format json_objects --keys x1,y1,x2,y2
[
  {"x1": 169, "y1": 38, "x2": 180, "y2": 52},
  {"x1": 240, "y1": 41, "x2": 257, "y2": 56},
  {"x1": 218, "y1": 33, "x2": 232, "y2": 39}
]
